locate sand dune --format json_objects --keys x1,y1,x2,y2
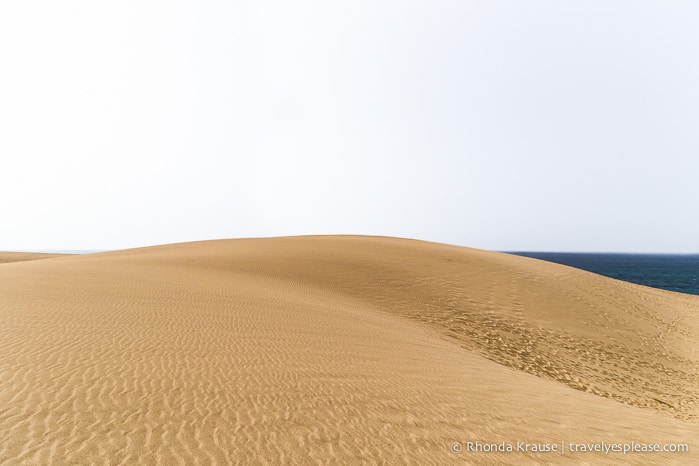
[
  {"x1": 0, "y1": 235, "x2": 697, "y2": 464},
  {"x1": 0, "y1": 252, "x2": 69, "y2": 264}
]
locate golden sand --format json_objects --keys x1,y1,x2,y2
[
  {"x1": 0, "y1": 252, "x2": 68, "y2": 264},
  {"x1": 0, "y1": 236, "x2": 697, "y2": 464}
]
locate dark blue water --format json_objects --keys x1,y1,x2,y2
[{"x1": 508, "y1": 252, "x2": 699, "y2": 296}]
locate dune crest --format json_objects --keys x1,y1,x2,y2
[{"x1": 0, "y1": 235, "x2": 697, "y2": 464}]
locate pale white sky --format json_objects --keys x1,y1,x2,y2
[{"x1": 1, "y1": 1, "x2": 697, "y2": 252}]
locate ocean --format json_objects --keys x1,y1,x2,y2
[{"x1": 508, "y1": 252, "x2": 699, "y2": 296}]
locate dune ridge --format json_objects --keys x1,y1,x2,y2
[
  {"x1": 238, "y1": 236, "x2": 698, "y2": 420},
  {"x1": 0, "y1": 235, "x2": 697, "y2": 464}
]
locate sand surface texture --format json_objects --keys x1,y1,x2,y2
[
  {"x1": 1, "y1": 236, "x2": 697, "y2": 465},
  {"x1": 0, "y1": 252, "x2": 68, "y2": 264}
]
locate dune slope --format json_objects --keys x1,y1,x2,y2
[
  {"x1": 0, "y1": 235, "x2": 697, "y2": 465},
  {"x1": 0, "y1": 252, "x2": 69, "y2": 264}
]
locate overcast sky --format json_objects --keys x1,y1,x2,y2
[{"x1": 1, "y1": 1, "x2": 697, "y2": 252}]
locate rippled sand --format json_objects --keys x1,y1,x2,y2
[{"x1": 1, "y1": 236, "x2": 697, "y2": 464}]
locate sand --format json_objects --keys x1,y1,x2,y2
[
  {"x1": 0, "y1": 252, "x2": 68, "y2": 264},
  {"x1": 0, "y1": 235, "x2": 697, "y2": 465}
]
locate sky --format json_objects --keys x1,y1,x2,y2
[{"x1": 1, "y1": 1, "x2": 698, "y2": 253}]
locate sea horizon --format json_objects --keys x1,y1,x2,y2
[{"x1": 509, "y1": 251, "x2": 699, "y2": 296}]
